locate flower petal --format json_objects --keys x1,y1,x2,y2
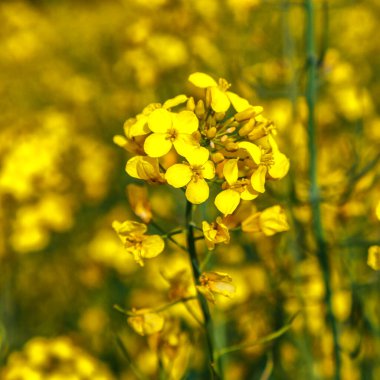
[
  {"x1": 226, "y1": 91, "x2": 251, "y2": 112},
  {"x1": 163, "y1": 94, "x2": 188, "y2": 109},
  {"x1": 165, "y1": 164, "x2": 192, "y2": 188},
  {"x1": 240, "y1": 186, "x2": 259, "y2": 200},
  {"x1": 238, "y1": 141, "x2": 262, "y2": 165},
  {"x1": 148, "y1": 108, "x2": 172, "y2": 133},
  {"x1": 142, "y1": 235, "x2": 165, "y2": 258},
  {"x1": 201, "y1": 160, "x2": 215, "y2": 180},
  {"x1": 174, "y1": 110, "x2": 199, "y2": 134},
  {"x1": 173, "y1": 134, "x2": 198, "y2": 157},
  {"x1": 215, "y1": 189, "x2": 240, "y2": 215},
  {"x1": 210, "y1": 87, "x2": 230, "y2": 113},
  {"x1": 186, "y1": 146, "x2": 209, "y2": 166},
  {"x1": 251, "y1": 166, "x2": 267, "y2": 193},
  {"x1": 144, "y1": 133, "x2": 172, "y2": 157},
  {"x1": 268, "y1": 150, "x2": 290, "y2": 179},
  {"x1": 223, "y1": 159, "x2": 239, "y2": 185},
  {"x1": 186, "y1": 178, "x2": 209, "y2": 204},
  {"x1": 188, "y1": 72, "x2": 218, "y2": 88}
]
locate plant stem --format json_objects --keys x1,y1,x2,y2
[
  {"x1": 185, "y1": 201, "x2": 220, "y2": 379},
  {"x1": 305, "y1": 1, "x2": 341, "y2": 379}
]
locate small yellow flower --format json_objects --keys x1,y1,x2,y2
[
  {"x1": 242, "y1": 205, "x2": 289, "y2": 236},
  {"x1": 161, "y1": 269, "x2": 196, "y2": 300},
  {"x1": 126, "y1": 184, "x2": 152, "y2": 223},
  {"x1": 215, "y1": 159, "x2": 258, "y2": 215},
  {"x1": 127, "y1": 308, "x2": 165, "y2": 336},
  {"x1": 367, "y1": 246, "x2": 380, "y2": 271},
  {"x1": 202, "y1": 217, "x2": 230, "y2": 250},
  {"x1": 112, "y1": 220, "x2": 165, "y2": 266},
  {"x1": 125, "y1": 156, "x2": 165, "y2": 184},
  {"x1": 197, "y1": 272, "x2": 236, "y2": 304},
  {"x1": 188, "y1": 72, "x2": 252, "y2": 113},
  {"x1": 144, "y1": 109, "x2": 199, "y2": 157},
  {"x1": 165, "y1": 147, "x2": 215, "y2": 204}
]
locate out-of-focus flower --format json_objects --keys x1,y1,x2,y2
[
  {"x1": 202, "y1": 217, "x2": 230, "y2": 250},
  {"x1": 112, "y1": 220, "x2": 165, "y2": 266},
  {"x1": 144, "y1": 109, "x2": 199, "y2": 157},
  {"x1": 127, "y1": 308, "x2": 165, "y2": 336},
  {"x1": 242, "y1": 205, "x2": 289, "y2": 236},
  {"x1": 126, "y1": 184, "x2": 152, "y2": 223},
  {"x1": 197, "y1": 271, "x2": 235, "y2": 303},
  {"x1": 367, "y1": 246, "x2": 380, "y2": 271},
  {"x1": 165, "y1": 147, "x2": 215, "y2": 204},
  {"x1": 162, "y1": 269, "x2": 195, "y2": 301}
]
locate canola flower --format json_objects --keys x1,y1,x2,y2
[{"x1": 113, "y1": 72, "x2": 290, "y2": 378}]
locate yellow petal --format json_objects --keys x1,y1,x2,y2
[
  {"x1": 226, "y1": 91, "x2": 251, "y2": 112},
  {"x1": 240, "y1": 186, "x2": 259, "y2": 200},
  {"x1": 210, "y1": 86, "x2": 230, "y2": 113},
  {"x1": 269, "y1": 151, "x2": 290, "y2": 179},
  {"x1": 128, "y1": 310, "x2": 165, "y2": 336},
  {"x1": 188, "y1": 72, "x2": 218, "y2": 88},
  {"x1": 215, "y1": 189, "x2": 240, "y2": 215},
  {"x1": 142, "y1": 235, "x2": 165, "y2": 258},
  {"x1": 223, "y1": 159, "x2": 239, "y2": 185},
  {"x1": 251, "y1": 166, "x2": 267, "y2": 193},
  {"x1": 144, "y1": 133, "x2": 172, "y2": 157},
  {"x1": 201, "y1": 160, "x2": 215, "y2": 180},
  {"x1": 165, "y1": 164, "x2": 193, "y2": 188},
  {"x1": 125, "y1": 156, "x2": 141, "y2": 179},
  {"x1": 186, "y1": 178, "x2": 209, "y2": 204},
  {"x1": 260, "y1": 206, "x2": 290, "y2": 236},
  {"x1": 163, "y1": 94, "x2": 188, "y2": 109},
  {"x1": 186, "y1": 146, "x2": 209, "y2": 166},
  {"x1": 173, "y1": 134, "x2": 198, "y2": 157},
  {"x1": 136, "y1": 156, "x2": 163, "y2": 181},
  {"x1": 174, "y1": 110, "x2": 199, "y2": 134},
  {"x1": 112, "y1": 220, "x2": 147, "y2": 235},
  {"x1": 148, "y1": 108, "x2": 172, "y2": 133},
  {"x1": 238, "y1": 141, "x2": 262, "y2": 165},
  {"x1": 128, "y1": 116, "x2": 149, "y2": 137}
]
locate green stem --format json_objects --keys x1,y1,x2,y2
[
  {"x1": 305, "y1": 1, "x2": 341, "y2": 379},
  {"x1": 185, "y1": 201, "x2": 220, "y2": 379}
]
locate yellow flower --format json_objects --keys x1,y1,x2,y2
[
  {"x1": 188, "y1": 72, "x2": 252, "y2": 113},
  {"x1": 144, "y1": 108, "x2": 199, "y2": 157},
  {"x1": 127, "y1": 308, "x2": 165, "y2": 336},
  {"x1": 367, "y1": 246, "x2": 380, "y2": 271},
  {"x1": 197, "y1": 272, "x2": 236, "y2": 304},
  {"x1": 241, "y1": 205, "x2": 290, "y2": 236},
  {"x1": 165, "y1": 147, "x2": 215, "y2": 204},
  {"x1": 112, "y1": 220, "x2": 165, "y2": 266},
  {"x1": 125, "y1": 156, "x2": 165, "y2": 184},
  {"x1": 126, "y1": 184, "x2": 152, "y2": 223},
  {"x1": 202, "y1": 217, "x2": 230, "y2": 250},
  {"x1": 215, "y1": 159, "x2": 258, "y2": 215},
  {"x1": 161, "y1": 269, "x2": 196, "y2": 301}
]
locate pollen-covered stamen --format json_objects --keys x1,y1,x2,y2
[
  {"x1": 166, "y1": 128, "x2": 178, "y2": 142},
  {"x1": 261, "y1": 153, "x2": 275, "y2": 167},
  {"x1": 218, "y1": 78, "x2": 231, "y2": 91}
]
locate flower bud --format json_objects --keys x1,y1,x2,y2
[
  {"x1": 195, "y1": 100, "x2": 205, "y2": 118},
  {"x1": 186, "y1": 96, "x2": 195, "y2": 111},
  {"x1": 238, "y1": 118, "x2": 256, "y2": 136},
  {"x1": 206, "y1": 127, "x2": 217, "y2": 139}
]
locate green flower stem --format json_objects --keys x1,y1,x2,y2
[
  {"x1": 305, "y1": 1, "x2": 341, "y2": 379},
  {"x1": 150, "y1": 220, "x2": 187, "y2": 251},
  {"x1": 185, "y1": 201, "x2": 220, "y2": 379}
]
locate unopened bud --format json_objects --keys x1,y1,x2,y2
[
  {"x1": 225, "y1": 142, "x2": 239, "y2": 152},
  {"x1": 195, "y1": 100, "x2": 205, "y2": 118},
  {"x1": 206, "y1": 127, "x2": 217, "y2": 139},
  {"x1": 238, "y1": 118, "x2": 256, "y2": 136},
  {"x1": 235, "y1": 108, "x2": 256, "y2": 122},
  {"x1": 248, "y1": 126, "x2": 267, "y2": 141},
  {"x1": 187, "y1": 96, "x2": 195, "y2": 111},
  {"x1": 205, "y1": 88, "x2": 212, "y2": 108},
  {"x1": 212, "y1": 152, "x2": 225, "y2": 164},
  {"x1": 215, "y1": 112, "x2": 225, "y2": 121},
  {"x1": 192, "y1": 130, "x2": 201, "y2": 142}
]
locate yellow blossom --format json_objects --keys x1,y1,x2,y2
[
  {"x1": 126, "y1": 184, "x2": 152, "y2": 223},
  {"x1": 215, "y1": 159, "x2": 258, "y2": 215},
  {"x1": 112, "y1": 220, "x2": 165, "y2": 266},
  {"x1": 197, "y1": 271, "x2": 236, "y2": 304},
  {"x1": 367, "y1": 246, "x2": 380, "y2": 271},
  {"x1": 202, "y1": 217, "x2": 230, "y2": 250},
  {"x1": 165, "y1": 147, "x2": 215, "y2": 204},
  {"x1": 144, "y1": 108, "x2": 199, "y2": 157},
  {"x1": 188, "y1": 72, "x2": 253, "y2": 113},
  {"x1": 125, "y1": 155, "x2": 165, "y2": 184},
  {"x1": 127, "y1": 308, "x2": 165, "y2": 336},
  {"x1": 241, "y1": 205, "x2": 289, "y2": 236}
]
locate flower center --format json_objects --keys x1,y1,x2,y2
[{"x1": 167, "y1": 128, "x2": 178, "y2": 142}]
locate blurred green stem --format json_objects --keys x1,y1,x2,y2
[
  {"x1": 185, "y1": 201, "x2": 220, "y2": 379},
  {"x1": 305, "y1": 1, "x2": 341, "y2": 379}
]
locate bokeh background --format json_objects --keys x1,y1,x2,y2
[{"x1": 1, "y1": 0, "x2": 380, "y2": 379}]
